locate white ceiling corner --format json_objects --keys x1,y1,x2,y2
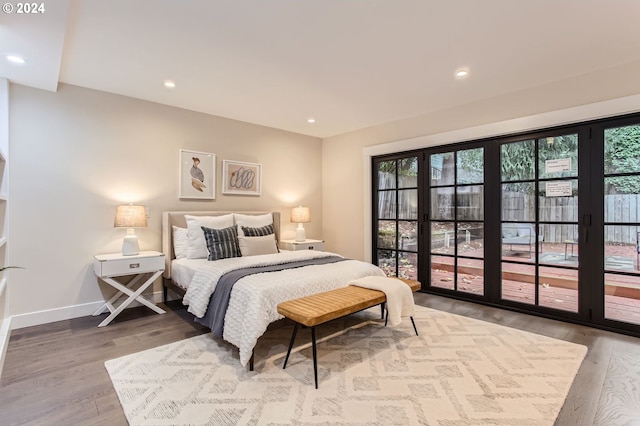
[{"x1": 0, "y1": 0, "x2": 69, "y2": 91}]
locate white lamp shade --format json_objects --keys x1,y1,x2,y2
[
  {"x1": 114, "y1": 205, "x2": 148, "y2": 228},
  {"x1": 291, "y1": 206, "x2": 310, "y2": 223}
]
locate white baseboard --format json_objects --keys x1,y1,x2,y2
[
  {"x1": 10, "y1": 291, "x2": 165, "y2": 330},
  {"x1": 0, "y1": 316, "x2": 11, "y2": 379}
]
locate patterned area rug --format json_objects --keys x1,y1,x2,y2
[{"x1": 105, "y1": 305, "x2": 587, "y2": 425}]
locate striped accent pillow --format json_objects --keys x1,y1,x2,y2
[
  {"x1": 201, "y1": 225, "x2": 241, "y2": 261},
  {"x1": 241, "y1": 223, "x2": 275, "y2": 237}
]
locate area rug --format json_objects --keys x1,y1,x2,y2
[{"x1": 105, "y1": 305, "x2": 587, "y2": 425}]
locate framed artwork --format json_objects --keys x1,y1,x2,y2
[
  {"x1": 178, "y1": 149, "x2": 216, "y2": 199},
  {"x1": 222, "y1": 160, "x2": 262, "y2": 196}
]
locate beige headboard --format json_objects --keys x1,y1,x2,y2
[{"x1": 161, "y1": 210, "x2": 281, "y2": 279}]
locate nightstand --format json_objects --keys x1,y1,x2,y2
[
  {"x1": 92, "y1": 250, "x2": 165, "y2": 327},
  {"x1": 280, "y1": 239, "x2": 325, "y2": 251}
]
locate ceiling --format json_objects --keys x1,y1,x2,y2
[{"x1": 2, "y1": 0, "x2": 640, "y2": 138}]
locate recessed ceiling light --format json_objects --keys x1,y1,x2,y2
[
  {"x1": 163, "y1": 80, "x2": 176, "y2": 89},
  {"x1": 455, "y1": 68, "x2": 469, "y2": 78},
  {"x1": 6, "y1": 55, "x2": 26, "y2": 64},
  {"x1": 307, "y1": 118, "x2": 316, "y2": 124}
]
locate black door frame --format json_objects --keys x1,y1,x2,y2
[{"x1": 372, "y1": 112, "x2": 640, "y2": 338}]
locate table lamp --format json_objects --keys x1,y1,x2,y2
[
  {"x1": 291, "y1": 206, "x2": 310, "y2": 242},
  {"x1": 114, "y1": 204, "x2": 148, "y2": 256}
]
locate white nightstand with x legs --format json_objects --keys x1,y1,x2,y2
[{"x1": 93, "y1": 251, "x2": 165, "y2": 327}]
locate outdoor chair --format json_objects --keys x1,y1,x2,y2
[{"x1": 502, "y1": 223, "x2": 541, "y2": 257}]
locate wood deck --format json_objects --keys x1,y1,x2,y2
[{"x1": 429, "y1": 253, "x2": 640, "y2": 326}]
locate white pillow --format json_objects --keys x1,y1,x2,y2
[
  {"x1": 234, "y1": 213, "x2": 273, "y2": 227},
  {"x1": 172, "y1": 226, "x2": 189, "y2": 259},
  {"x1": 238, "y1": 234, "x2": 279, "y2": 256},
  {"x1": 185, "y1": 214, "x2": 234, "y2": 259},
  {"x1": 235, "y1": 213, "x2": 273, "y2": 237}
]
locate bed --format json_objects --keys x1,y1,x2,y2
[{"x1": 161, "y1": 210, "x2": 385, "y2": 367}]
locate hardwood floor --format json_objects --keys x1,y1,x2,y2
[{"x1": 1, "y1": 295, "x2": 639, "y2": 425}]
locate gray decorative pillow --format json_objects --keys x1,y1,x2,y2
[
  {"x1": 241, "y1": 223, "x2": 275, "y2": 237},
  {"x1": 238, "y1": 234, "x2": 279, "y2": 256},
  {"x1": 202, "y1": 225, "x2": 241, "y2": 261},
  {"x1": 185, "y1": 214, "x2": 234, "y2": 259}
]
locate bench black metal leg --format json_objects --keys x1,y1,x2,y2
[
  {"x1": 380, "y1": 302, "x2": 385, "y2": 319},
  {"x1": 311, "y1": 326, "x2": 318, "y2": 389},
  {"x1": 385, "y1": 310, "x2": 419, "y2": 336},
  {"x1": 283, "y1": 323, "x2": 299, "y2": 370},
  {"x1": 249, "y1": 351, "x2": 254, "y2": 371}
]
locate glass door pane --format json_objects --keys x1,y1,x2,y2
[
  {"x1": 429, "y1": 148, "x2": 484, "y2": 295},
  {"x1": 500, "y1": 135, "x2": 579, "y2": 313},
  {"x1": 603, "y1": 124, "x2": 640, "y2": 325},
  {"x1": 375, "y1": 156, "x2": 418, "y2": 280},
  {"x1": 501, "y1": 140, "x2": 537, "y2": 304}
]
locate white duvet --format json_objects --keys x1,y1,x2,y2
[{"x1": 182, "y1": 250, "x2": 384, "y2": 366}]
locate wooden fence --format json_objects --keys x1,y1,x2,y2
[
  {"x1": 504, "y1": 193, "x2": 640, "y2": 244},
  {"x1": 378, "y1": 172, "x2": 418, "y2": 220},
  {"x1": 378, "y1": 175, "x2": 640, "y2": 244}
]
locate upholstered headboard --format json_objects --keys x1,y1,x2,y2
[{"x1": 161, "y1": 210, "x2": 281, "y2": 279}]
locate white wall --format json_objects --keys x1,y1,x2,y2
[
  {"x1": 322, "y1": 61, "x2": 640, "y2": 261},
  {"x1": 8, "y1": 83, "x2": 322, "y2": 327},
  {"x1": 0, "y1": 78, "x2": 10, "y2": 377}
]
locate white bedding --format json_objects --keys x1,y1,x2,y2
[
  {"x1": 171, "y1": 258, "x2": 207, "y2": 289},
  {"x1": 181, "y1": 250, "x2": 384, "y2": 366}
]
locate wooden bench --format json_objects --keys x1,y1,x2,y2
[{"x1": 277, "y1": 278, "x2": 420, "y2": 388}]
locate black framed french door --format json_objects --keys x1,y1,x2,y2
[
  {"x1": 496, "y1": 128, "x2": 587, "y2": 319},
  {"x1": 589, "y1": 116, "x2": 640, "y2": 331},
  {"x1": 372, "y1": 154, "x2": 421, "y2": 281},
  {"x1": 372, "y1": 112, "x2": 640, "y2": 336},
  {"x1": 425, "y1": 146, "x2": 486, "y2": 298}
]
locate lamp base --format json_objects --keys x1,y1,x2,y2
[
  {"x1": 122, "y1": 229, "x2": 140, "y2": 256},
  {"x1": 295, "y1": 224, "x2": 306, "y2": 242}
]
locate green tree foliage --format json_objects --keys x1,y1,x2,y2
[
  {"x1": 377, "y1": 157, "x2": 418, "y2": 191},
  {"x1": 377, "y1": 160, "x2": 395, "y2": 174},
  {"x1": 499, "y1": 136, "x2": 578, "y2": 194},
  {"x1": 378, "y1": 157, "x2": 418, "y2": 176},
  {"x1": 456, "y1": 148, "x2": 484, "y2": 183},
  {"x1": 399, "y1": 157, "x2": 417, "y2": 176},
  {"x1": 501, "y1": 140, "x2": 536, "y2": 182},
  {"x1": 605, "y1": 125, "x2": 640, "y2": 194},
  {"x1": 377, "y1": 157, "x2": 417, "y2": 176},
  {"x1": 381, "y1": 125, "x2": 640, "y2": 194},
  {"x1": 457, "y1": 148, "x2": 483, "y2": 174}
]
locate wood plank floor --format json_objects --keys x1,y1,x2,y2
[{"x1": 1, "y1": 295, "x2": 639, "y2": 425}]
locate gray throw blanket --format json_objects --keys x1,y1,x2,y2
[{"x1": 198, "y1": 255, "x2": 345, "y2": 336}]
